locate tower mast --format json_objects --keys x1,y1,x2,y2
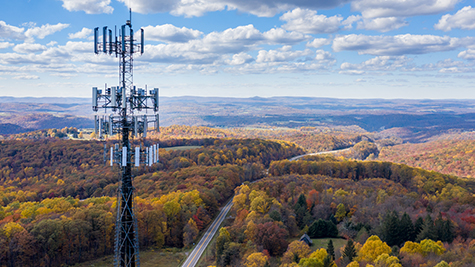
[{"x1": 91, "y1": 11, "x2": 160, "y2": 267}]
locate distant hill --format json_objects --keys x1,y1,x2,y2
[{"x1": 2, "y1": 96, "x2": 475, "y2": 141}]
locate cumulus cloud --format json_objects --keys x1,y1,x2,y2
[
  {"x1": 61, "y1": 0, "x2": 113, "y2": 14},
  {"x1": 143, "y1": 24, "x2": 202, "y2": 43},
  {"x1": 435, "y1": 6, "x2": 475, "y2": 31},
  {"x1": 69, "y1": 28, "x2": 93, "y2": 39},
  {"x1": 340, "y1": 55, "x2": 412, "y2": 72},
  {"x1": 256, "y1": 46, "x2": 313, "y2": 63},
  {"x1": 0, "y1": 21, "x2": 25, "y2": 41},
  {"x1": 140, "y1": 24, "x2": 311, "y2": 65},
  {"x1": 458, "y1": 49, "x2": 475, "y2": 60},
  {"x1": 0, "y1": 42, "x2": 13, "y2": 49},
  {"x1": 118, "y1": 0, "x2": 351, "y2": 17},
  {"x1": 226, "y1": 52, "x2": 254, "y2": 65},
  {"x1": 352, "y1": 0, "x2": 459, "y2": 18},
  {"x1": 13, "y1": 43, "x2": 47, "y2": 53},
  {"x1": 357, "y1": 17, "x2": 408, "y2": 32},
  {"x1": 280, "y1": 8, "x2": 343, "y2": 34},
  {"x1": 306, "y1": 38, "x2": 332, "y2": 48},
  {"x1": 25, "y1": 23, "x2": 69, "y2": 42},
  {"x1": 262, "y1": 28, "x2": 310, "y2": 44},
  {"x1": 332, "y1": 34, "x2": 464, "y2": 56}
]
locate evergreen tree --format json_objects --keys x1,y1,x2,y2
[
  {"x1": 435, "y1": 212, "x2": 445, "y2": 242},
  {"x1": 327, "y1": 239, "x2": 335, "y2": 260},
  {"x1": 343, "y1": 239, "x2": 357, "y2": 262},
  {"x1": 443, "y1": 219, "x2": 455, "y2": 243},
  {"x1": 308, "y1": 219, "x2": 326, "y2": 238},
  {"x1": 413, "y1": 217, "x2": 424, "y2": 241},
  {"x1": 399, "y1": 212, "x2": 415, "y2": 244},
  {"x1": 381, "y1": 211, "x2": 401, "y2": 247},
  {"x1": 326, "y1": 220, "x2": 339, "y2": 238},
  {"x1": 416, "y1": 214, "x2": 437, "y2": 242}
]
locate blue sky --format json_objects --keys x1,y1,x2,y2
[{"x1": 1, "y1": 0, "x2": 475, "y2": 99}]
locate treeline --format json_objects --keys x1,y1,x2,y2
[
  {"x1": 268, "y1": 156, "x2": 474, "y2": 197},
  {"x1": 0, "y1": 138, "x2": 303, "y2": 205}
]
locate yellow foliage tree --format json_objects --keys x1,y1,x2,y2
[
  {"x1": 281, "y1": 240, "x2": 311, "y2": 264},
  {"x1": 245, "y1": 252, "x2": 268, "y2": 267},
  {"x1": 400, "y1": 241, "x2": 422, "y2": 255},
  {"x1": 2, "y1": 222, "x2": 24, "y2": 239},
  {"x1": 309, "y1": 248, "x2": 328, "y2": 261},
  {"x1": 358, "y1": 235, "x2": 391, "y2": 263},
  {"x1": 374, "y1": 253, "x2": 402, "y2": 267},
  {"x1": 420, "y1": 239, "x2": 445, "y2": 256}
]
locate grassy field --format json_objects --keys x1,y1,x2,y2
[
  {"x1": 164, "y1": 146, "x2": 202, "y2": 151},
  {"x1": 310, "y1": 238, "x2": 347, "y2": 252},
  {"x1": 71, "y1": 249, "x2": 188, "y2": 267}
]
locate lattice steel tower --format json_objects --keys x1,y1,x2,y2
[{"x1": 91, "y1": 10, "x2": 160, "y2": 267}]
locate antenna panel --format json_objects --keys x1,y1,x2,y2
[
  {"x1": 122, "y1": 146, "x2": 127, "y2": 167},
  {"x1": 103, "y1": 26, "x2": 107, "y2": 53},
  {"x1": 110, "y1": 147, "x2": 114, "y2": 166},
  {"x1": 94, "y1": 27, "x2": 99, "y2": 54},
  {"x1": 130, "y1": 28, "x2": 134, "y2": 53},
  {"x1": 135, "y1": 146, "x2": 140, "y2": 167},
  {"x1": 141, "y1": 28, "x2": 144, "y2": 54}
]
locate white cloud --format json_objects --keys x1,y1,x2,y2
[
  {"x1": 25, "y1": 23, "x2": 69, "y2": 42},
  {"x1": 262, "y1": 28, "x2": 310, "y2": 44},
  {"x1": 315, "y1": 50, "x2": 335, "y2": 62},
  {"x1": 143, "y1": 24, "x2": 202, "y2": 43},
  {"x1": 0, "y1": 21, "x2": 25, "y2": 40},
  {"x1": 458, "y1": 49, "x2": 475, "y2": 60},
  {"x1": 256, "y1": 46, "x2": 313, "y2": 63},
  {"x1": 280, "y1": 8, "x2": 343, "y2": 34},
  {"x1": 69, "y1": 28, "x2": 93, "y2": 39},
  {"x1": 61, "y1": 0, "x2": 113, "y2": 14},
  {"x1": 352, "y1": 0, "x2": 459, "y2": 18},
  {"x1": 13, "y1": 74, "x2": 40, "y2": 80},
  {"x1": 13, "y1": 43, "x2": 47, "y2": 53},
  {"x1": 118, "y1": 0, "x2": 351, "y2": 17},
  {"x1": 435, "y1": 6, "x2": 475, "y2": 31},
  {"x1": 332, "y1": 34, "x2": 465, "y2": 56},
  {"x1": 226, "y1": 52, "x2": 254, "y2": 65},
  {"x1": 357, "y1": 17, "x2": 408, "y2": 32},
  {"x1": 0, "y1": 42, "x2": 13, "y2": 49},
  {"x1": 340, "y1": 56, "x2": 412, "y2": 72},
  {"x1": 306, "y1": 38, "x2": 331, "y2": 48}
]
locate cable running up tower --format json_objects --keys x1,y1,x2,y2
[{"x1": 91, "y1": 10, "x2": 160, "y2": 267}]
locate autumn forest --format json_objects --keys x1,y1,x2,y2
[{"x1": 1, "y1": 125, "x2": 475, "y2": 267}]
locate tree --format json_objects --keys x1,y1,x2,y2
[
  {"x1": 255, "y1": 221, "x2": 289, "y2": 256},
  {"x1": 327, "y1": 240, "x2": 335, "y2": 260},
  {"x1": 183, "y1": 218, "x2": 199, "y2": 247},
  {"x1": 281, "y1": 241, "x2": 311, "y2": 264},
  {"x1": 374, "y1": 253, "x2": 402, "y2": 267},
  {"x1": 416, "y1": 215, "x2": 437, "y2": 242},
  {"x1": 381, "y1": 211, "x2": 401, "y2": 247},
  {"x1": 358, "y1": 235, "x2": 391, "y2": 263},
  {"x1": 413, "y1": 217, "x2": 424, "y2": 240},
  {"x1": 399, "y1": 212, "x2": 415, "y2": 243},
  {"x1": 335, "y1": 203, "x2": 346, "y2": 222},
  {"x1": 245, "y1": 252, "x2": 268, "y2": 267},
  {"x1": 343, "y1": 239, "x2": 357, "y2": 262}
]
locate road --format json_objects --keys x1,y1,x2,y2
[
  {"x1": 181, "y1": 197, "x2": 234, "y2": 267},
  {"x1": 181, "y1": 147, "x2": 351, "y2": 267}
]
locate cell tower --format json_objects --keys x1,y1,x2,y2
[{"x1": 91, "y1": 10, "x2": 159, "y2": 267}]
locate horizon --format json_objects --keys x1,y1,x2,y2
[{"x1": 0, "y1": 0, "x2": 475, "y2": 99}]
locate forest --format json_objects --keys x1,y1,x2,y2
[
  {"x1": 0, "y1": 137, "x2": 302, "y2": 266},
  {"x1": 1, "y1": 125, "x2": 475, "y2": 267}
]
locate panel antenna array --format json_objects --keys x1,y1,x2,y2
[{"x1": 91, "y1": 10, "x2": 159, "y2": 267}]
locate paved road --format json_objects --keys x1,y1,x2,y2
[
  {"x1": 288, "y1": 147, "x2": 351, "y2": 161},
  {"x1": 181, "y1": 147, "x2": 351, "y2": 267},
  {"x1": 181, "y1": 198, "x2": 234, "y2": 267}
]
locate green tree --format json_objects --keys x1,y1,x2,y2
[
  {"x1": 343, "y1": 239, "x2": 357, "y2": 262},
  {"x1": 416, "y1": 215, "x2": 437, "y2": 242},
  {"x1": 327, "y1": 239, "x2": 335, "y2": 260}
]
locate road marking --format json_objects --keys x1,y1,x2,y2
[{"x1": 182, "y1": 199, "x2": 233, "y2": 267}]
